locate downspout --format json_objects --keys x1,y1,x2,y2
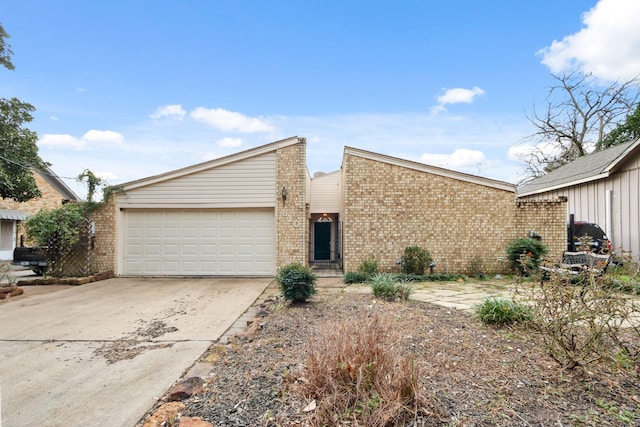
[{"x1": 605, "y1": 190, "x2": 613, "y2": 245}]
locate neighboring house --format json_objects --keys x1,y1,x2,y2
[
  {"x1": 0, "y1": 167, "x2": 79, "y2": 260},
  {"x1": 91, "y1": 137, "x2": 566, "y2": 276},
  {"x1": 518, "y1": 138, "x2": 640, "y2": 260}
]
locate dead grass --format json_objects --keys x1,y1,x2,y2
[{"x1": 292, "y1": 313, "x2": 444, "y2": 426}]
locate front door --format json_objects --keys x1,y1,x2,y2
[{"x1": 314, "y1": 222, "x2": 331, "y2": 261}]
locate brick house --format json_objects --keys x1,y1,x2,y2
[
  {"x1": 91, "y1": 137, "x2": 566, "y2": 276},
  {"x1": 0, "y1": 168, "x2": 78, "y2": 260}
]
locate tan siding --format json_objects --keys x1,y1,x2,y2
[
  {"x1": 310, "y1": 171, "x2": 341, "y2": 213},
  {"x1": 119, "y1": 153, "x2": 276, "y2": 208}
]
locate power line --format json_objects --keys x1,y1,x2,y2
[{"x1": 0, "y1": 153, "x2": 78, "y2": 180}]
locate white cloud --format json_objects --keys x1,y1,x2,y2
[
  {"x1": 39, "y1": 134, "x2": 87, "y2": 150},
  {"x1": 420, "y1": 148, "x2": 489, "y2": 172},
  {"x1": 217, "y1": 137, "x2": 243, "y2": 148},
  {"x1": 150, "y1": 104, "x2": 187, "y2": 121},
  {"x1": 432, "y1": 86, "x2": 486, "y2": 113},
  {"x1": 191, "y1": 107, "x2": 275, "y2": 133},
  {"x1": 539, "y1": 0, "x2": 640, "y2": 81},
  {"x1": 96, "y1": 171, "x2": 118, "y2": 181},
  {"x1": 50, "y1": 115, "x2": 59, "y2": 121},
  {"x1": 39, "y1": 130, "x2": 124, "y2": 151},
  {"x1": 82, "y1": 130, "x2": 124, "y2": 144}
]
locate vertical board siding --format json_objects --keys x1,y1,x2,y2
[
  {"x1": 519, "y1": 157, "x2": 640, "y2": 260},
  {"x1": 119, "y1": 153, "x2": 277, "y2": 208},
  {"x1": 310, "y1": 171, "x2": 341, "y2": 213}
]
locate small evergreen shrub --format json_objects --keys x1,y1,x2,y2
[
  {"x1": 475, "y1": 297, "x2": 532, "y2": 325},
  {"x1": 343, "y1": 271, "x2": 369, "y2": 284},
  {"x1": 370, "y1": 273, "x2": 413, "y2": 301},
  {"x1": 400, "y1": 246, "x2": 432, "y2": 275},
  {"x1": 358, "y1": 258, "x2": 378, "y2": 276},
  {"x1": 276, "y1": 263, "x2": 317, "y2": 303},
  {"x1": 506, "y1": 238, "x2": 548, "y2": 275},
  {"x1": 370, "y1": 273, "x2": 397, "y2": 301}
]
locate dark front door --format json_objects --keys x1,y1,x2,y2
[{"x1": 314, "y1": 222, "x2": 331, "y2": 261}]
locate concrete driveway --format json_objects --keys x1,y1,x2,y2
[{"x1": 0, "y1": 277, "x2": 272, "y2": 427}]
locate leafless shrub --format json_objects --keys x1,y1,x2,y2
[
  {"x1": 515, "y1": 268, "x2": 639, "y2": 371},
  {"x1": 292, "y1": 312, "x2": 442, "y2": 426}
]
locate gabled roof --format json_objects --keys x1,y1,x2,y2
[
  {"x1": 37, "y1": 167, "x2": 79, "y2": 201},
  {"x1": 517, "y1": 138, "x2": 640, "y2": 197},
  {"x1": 121, "y1": 136, "x2": 303, "y2": 191},
  {"x1": 343, "y1": 146, "x2": 516, "y2": 192}
]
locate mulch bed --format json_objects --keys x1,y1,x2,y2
[{"x1": 144, "y1": 291, "x2": 640, "y2": 426}]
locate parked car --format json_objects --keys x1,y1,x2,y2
[
  {"x1": 567, "y1": 221, "x2": 611, "y2": 254},
  {"x1": 13, "y1": 246, "x2": 47, "y2": 275}
]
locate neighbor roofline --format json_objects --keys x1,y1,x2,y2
[
  {"x1": 36, "y1": 167, "x2": 79, "y2": 201},
  {"x1": 121, "y1": 136, "x2": 304, "y2": 191},
  {"x1": 343, "y1": 146, "x2": 516, "y2": 192},
  {"x1": 603, "y1": 137, "x2": 640, "y2": 174},
  {"x1": 517, "y1": 138, "x2": 640, "y2": 197},
  {"x1": 517, "y1": 173, "x2": 610, "y2": 197}
]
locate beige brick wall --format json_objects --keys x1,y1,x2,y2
[
  {"x1": 515, "y1": 199, "x2": 567, "y2": 262},
  {"x1": 275, "y1": 140, "x2": 308, "y2": 268},
  {"x1": 1, "y1": 172, "x2": 75, "y2": 246},
  {"x1": 341, "y1": 155, "x2": 567, "y2": 274},
  {"x1": 89, "y1": 194, "x2": 118, "y2": 274}
]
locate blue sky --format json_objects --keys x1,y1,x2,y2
[{"x1": 3, "y1": 0, "x2": 640, "y2": 199}]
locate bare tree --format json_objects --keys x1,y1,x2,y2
[{"x1": 519, "y1": 72, "x2": 640, "y2": 178}]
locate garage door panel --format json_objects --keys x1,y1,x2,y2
[{"x1": 123, "y1": 209, "x2": 275, "y2": 276}]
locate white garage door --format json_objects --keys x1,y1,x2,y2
[{"x1": 123, "y1": 209, "x2": 275, "y2": 276}]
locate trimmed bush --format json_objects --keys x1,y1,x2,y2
[
  {"x1": 475, "y1": 297, "x2": 532, "y2": 325},
  {"x1": 343, "y1": 271, "x2": 369, "y2": 284},
  {"x1": 506, "y1": 238, "x2": 548, "y2": 275},
  {"x1": 276, "y1": 263, "x2": 317, "y2": 303},
  {"x1": 400, "y1": 246, "x2": 432, "y2": 275}
]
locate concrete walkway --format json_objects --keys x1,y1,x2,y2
[{"x1": 340, "y1": 278, "x2": 512, "y2": 311}]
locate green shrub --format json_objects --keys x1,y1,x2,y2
[
  {"x1": 394, "y1": 273, "x2": 462, "y2": 282},
  {"x1": 506, "y1": 238, "x2": 548, "y2": 275},
  {"x1": 370, "y1": 273, "x2": 413, "y2": 301},
  {"x1": 358, "y1": 258, "x2": 378, "y2": 276},
  {"x1": 370, "y1": 273, "x2": 397, "y2": 301},
  {"x1": 400, "y1": 246, "x2": 432, "y2": 275},
  {"x1": 343, "y1": 271, "x2": 369, "y2": 284},
  {"x1": 276, "y1": 263, "x2": 317, "y2": 303},
  {"x1": 475, "y1": 297, "x2": 532, "y2": 325}
]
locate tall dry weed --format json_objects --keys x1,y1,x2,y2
[{"x1": 294, "y1": 312, "x2": 441, "y2": 426}]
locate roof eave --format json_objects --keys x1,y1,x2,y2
[{"x1": 517, "y1": 172, "x2": 610, "y2": 197}]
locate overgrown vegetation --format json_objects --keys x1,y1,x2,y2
[
  {"x1": 344, "y1": 271, "x2": 462, "y2": 284},
  {"x1": 400, "y1": 246, "x2": 432, "y2": 275},
  {"x1": 475, "y1": 297, "x2": 532, "y2": 325},
  {"x1": 294, "y1": 313, "x2": 437, "y2": 426},
  {"x1": 276, "y1": 263, "x2": 317, "y2": 303},
  {"x1": 513, "y1": 267, "x2": 640, "y2": 371},
  {"x1": 369, "y1": 273, "x2": 413, "y2": 301},
  {"x1": 506, "y1": 238, "x2": 548, "y2": 275},
  {"x1": 23, "y1": 203, "x2": 90, "y2": 277}
]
